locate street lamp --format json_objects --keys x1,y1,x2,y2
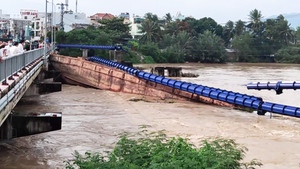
[{"x1": 47, "y1": 0, "x2": 56, "y2": 47}]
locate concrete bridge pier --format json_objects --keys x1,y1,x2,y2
[
  {"x1": 82, "y1": 49, "x2": 89, "y2": 58},
  {"x1": 24, "y1": 67, "x2": 62, "y2": 97},
  {"x1": 0, "y1": 115, "x2": 13, "y2": 139}
]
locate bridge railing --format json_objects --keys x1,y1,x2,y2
[{"x1": 0, "y1": 47, "x2": 53, "y2": 84}]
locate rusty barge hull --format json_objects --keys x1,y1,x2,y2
[{"x1": 49, "y1": 54, "x2": 234, "y2": 107}]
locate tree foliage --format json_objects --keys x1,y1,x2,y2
[
  {"x1": 65, "y1": 131, "x2": 262, "y2": 169},
  {"x1": 56, "y1": 8, "x2": 300, "y2": 64}
]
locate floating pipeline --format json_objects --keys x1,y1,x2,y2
[
  {"x1": 56, "y1": 44, "x2": 123, "y2": 51},
  {"x1": 88, "y1": 56, "x2": 300, "y2": 118},
  {"x1": 247, "y1": 81, "x2": 300, "y2": 95}
]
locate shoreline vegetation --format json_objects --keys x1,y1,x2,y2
[
  {"x1": 65, "y1": 129, "x2": 263, "y2": 169},
  {"x1": 55, "y1": 9, "x2": 300, "y2": 65}
]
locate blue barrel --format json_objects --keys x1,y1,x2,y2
[
  {"x1": 138, "y1": 71, "x2": 146, "y2": 78},
  {"x1": 194, "y1": 87, "x2": 205, "y2": 96},
  {"x1": 180, "y1": 83, "x2": 192, "y2": 91},
  {"x1": 218, "y1": 93, "x2": 228, "y2": 102},
  {"x1": 174, "y1": 81, "x2": 183, "y2": 89},
  {"x1": 155, "y1": 76, "x2": 164, "y2": 83},
  {"x1": 187, "y1": 85, "x2": 198, "y2": 93},
  {"x1": 149, "y1": 75, "x2": 157, "y2": 82},
  {"x1": 209, "y1": 91, "x2": 220, "y2": 99},
  {"x1": 162, "y1": 78, "x2": 171, "y2": 85},
  {"x1": 235, "y1": 97, "x2": 246, "y2": 105},
  {"x1": 283, "y1": 106, "x2": 300, "y2": 117},
  {"x1": 226, "y1": 95, "x2": 238, "y2": 104},
  {"x1": 261, "y1": 102, "x2": 274, "y2": 112},
  {"x1": 143, "y1": 73, "x2": 151, "y2": 80},
  {"x1": 167, "y1": 80, "x2": 177, "y2": 88}
]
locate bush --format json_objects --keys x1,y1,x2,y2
[
  {"x1": 142, "y1": 56, "x2": 156, "y2": 64},
  {"x1": 65, "y1": 131, "x2": 262, "y2": 169}
]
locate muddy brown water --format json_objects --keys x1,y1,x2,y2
[{"x1": 0, "y1": 63, "x2": 300, "y2": 169}]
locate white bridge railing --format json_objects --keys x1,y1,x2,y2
[{"x1": 0, "y1": 47, "x2": 53, "y2": 84}]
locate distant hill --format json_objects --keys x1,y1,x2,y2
[{"x1": 266, "y1": 13, "x2": 300, "y2": 29}]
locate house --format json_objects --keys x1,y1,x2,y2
[
  {"x1": 130, "y1": 14, "x2": 144, "y2": 39},
  {"x1": 119, "y1": 12, "x2": 131, "y2": 24},
  {"x1": 89, "y1": 13, "x2": 115, "y2": 26},
  {"x1": 71, "y1": 23, "x2": 90, "y2": 30},
  {"x1": 225, "y1": 48, "x2": 237, "y2": 61}
]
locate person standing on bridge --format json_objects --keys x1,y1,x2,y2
[
  {"x1": 17, "y1": 40, "x2": 25, "y2": 54},
  {"x1": 24, "y1": 40, "x2": 30, "y2": 51},
  {"x1": 0, "y1": 42, "x2": 8, "y2": 62},
  {"x1": 0, "y1": 42, "x2": 5, "y2": 62},
  {"x1": 9, "y1": 42, "x2": 19, "y2": 56}
]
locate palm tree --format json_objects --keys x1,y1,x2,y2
[
  {"x1": 223, "y1": 20, "x2": 235, "y2": 47},
  {"x1": 235, "y1": 20, "x2": 245, "y2": 36},
  {"x1": 276, "y1": 15, "x2": 294, "y2": 45},
  {"x1": 247, "y1": 9, "x2": 263, "y2": 35},
  {"x1": 164, "y1": 22, "x2": 180, "y2": 35},
  {"x1": 144, "y1": 13, "x2": 159, "y2": 22},
  {"x1": 138, "y1": 19, "x2": 161, "y2": 43},
  {"x1": 164, "y1": 13, "x2": 173, "y2": 24},
  {"x1": 195, "y1": 30, "x2": 226, "y2": 62}
]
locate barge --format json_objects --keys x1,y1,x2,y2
[{"x1": 49, "y1": 54, "x2": 235, "y2": 108}]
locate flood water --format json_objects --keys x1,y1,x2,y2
[{"x1": 0, "y1": 62, "x2": 300, "y2": 169}]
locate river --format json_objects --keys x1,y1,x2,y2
[{"x1": 0, "y1": 62, "x2": 299, "y2": 169}]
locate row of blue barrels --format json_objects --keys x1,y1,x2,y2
[
  {"x1": 247, "y1": 81, "x2": 300, "y2": 95},
  {"x1": 57, "y1": 44, "x2": 123, "y2": 51},
  {"x1": 88, "y1": 56, "x2": 300, "y2": 118},
  {"x1": 88, "y1": 56, "x2": 138, "y2": 75}
]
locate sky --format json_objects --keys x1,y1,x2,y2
[{"x1": 2, "y1": 0, "x2": 300, "y2": 25}]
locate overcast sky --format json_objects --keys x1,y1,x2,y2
[{"x1": 2, "y1": 0, "x2": 300, "y2": 24}]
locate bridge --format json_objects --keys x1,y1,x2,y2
[
  {"x1": 0, "y1": 44, "x2": 299, "y2": 140},
  {"x1": 0, "y1": 44, "x2": 123, "y2": 140},
  {"x1": 0, "y1": 46, "x2": 61, "y2": 139}
]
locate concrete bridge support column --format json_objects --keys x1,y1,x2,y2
[
  {"x1": 0, "y1": 115, "x2": 13, "y2": 140},
  {"x1": 82, "y1": 49, "x2": 89, "y2": 58},
  {"x1": 24, "y1": 72, "x2": 45, "y2": 96}
]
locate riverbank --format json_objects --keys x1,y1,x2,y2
[{"x1": 0, "y1": 84, "x2": 299, "y2": 169}]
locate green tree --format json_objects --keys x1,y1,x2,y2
[
  {"x1": 98, "y1": 18, "x2": 132, "y2": 43},
  {"x1": 65, "y1": 131, "x2": 262, "y2": 169},
  {"x1": 231, "y1": 33, "x2": 255, "y2": 62},
  {"x1": 275, "y1": 46, "x2": 300, "y2": 63},
  {"x1": 164, "y1": 13, "x2": 173, "y2": 24},
  {"x1": 138, "y1": 19, "x2": 161, "y2": 43},
  {"x1": 247, "y1": 9, "x2": 263, "y2": 36},
  {"x1": 138, "y1": 42, "x2": 164, "y2": 62},
  {"x1": 276, "y1": 15, "x2": 294, "y2": 45},
  {"x1": 161, "y1": 31, "x2": 194, "y2": 63},
  {"x1": 235, "y1": 20, "x2": 246, "y2": 36},
  {"x1": 193, "y1": 30, "x2": 226, "y2": 63},
  {"x1": 223, "y1": 20, "x2": 235, "y2": 47}
]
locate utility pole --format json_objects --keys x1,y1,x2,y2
[
  {"x1": 76, "y1": 0, "x2": 78, "y2": 13},
  {"x1": 44, "y1": 0, "x2": 48, "y2": 69},
  {"x1": 51, "y1": 0, "x2": 54, "y2": 47},
  {"x1": 57, "y1": 3, "x2": 66, "y2": 31}
]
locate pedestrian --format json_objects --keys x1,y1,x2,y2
[
  {"x1": 24, "y1": 40, "x2": 30, "y2": 51},
  {"x1": 0, "y1": 42, "x2": 6, "y2": 62},
  {"x1": 9, "y1": 42, "x2": 19, "y2": 56},
  {"x1": 17, "y1": 40, "x2": 25, "y2": 54}
]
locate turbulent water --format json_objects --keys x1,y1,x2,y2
[{"x1": 0, "y1": 62, "x2": 299, "y2": 169}]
